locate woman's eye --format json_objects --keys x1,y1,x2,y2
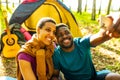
[
  {"x1": 57, "y1": 34, "x2": 63, "y2": 37},
  {"x1": 53, "y1": 31, "x2": 56, "y2": 35}
]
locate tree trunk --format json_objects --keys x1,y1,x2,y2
[
  {"x1": 84, "y1": 0, "x2": 87, "y2": 12},
  {"x1": 106, "y1": 0, "x2": 112, "y2": 15},
  {"x1": 98, "y1": 0, "x2": 102, "y2": 15},
  {"x1": 0, "y1": 0, "x2": 1, "y2": 9},
  {"x1": 19, "y1": 0, "x2": 21, "y2": 4},
  {"x1": 77, "y1": 0, "x2": 82, "y2": 14},
  {"x1": 12, "y1": 2, "x2": 14, "y2": 8},
  {"x1": 91, "y1": 0, "x2": 96, "y2": 20},
  {"x1": 6, "y1": 0, "x2": 8, "y2": 10}
]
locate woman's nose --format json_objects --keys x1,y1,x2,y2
[{"x1": 50, "y1": 32, "x2": 55, "y2": 37}]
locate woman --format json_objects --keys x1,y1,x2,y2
[{"x1": 16, "y1": 17, "x2": 56, "y2": 80}]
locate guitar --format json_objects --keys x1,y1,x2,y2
[{"x1": 2, "y1": 10, "x2": 20, "y2": 58}]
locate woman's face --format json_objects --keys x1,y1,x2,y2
[{"x1": 38, "y1": 22, "x2": 56, "y2": 45}]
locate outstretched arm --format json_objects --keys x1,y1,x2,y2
[{"x1": 90, "y1": 15, "x2": 120, "y2": 47}]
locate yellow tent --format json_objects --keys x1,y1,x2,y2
[{"x1": 9, "y1": 0, "x2": 82, "y2": 37}]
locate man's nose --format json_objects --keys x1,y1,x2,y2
[{"x1": 63, "y1": 34, "x2": 67, "y2": 38}]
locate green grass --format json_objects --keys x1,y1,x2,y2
[
  {"x1": 73, "y1": 12, "x2": 98, "y2": 25},
  {"x1": 0, "y1": 8, "x2": 6, "y2": 35},
  {"x1": 72, "y1": 12, "x2": 101, "y2": 35},
  {"x1": 0, "y1": 6, "x2": 14, "y2": 35}
]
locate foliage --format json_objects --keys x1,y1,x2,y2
[
  {"x1": 0, "y1": 8, "x2": 6, "y2": 35},
  {"x1": 0, "y1": 6, "x2": 14, "y2": 35},
  {"x1": 73, "y1": 12, "x2": 100, "y2": 35}
]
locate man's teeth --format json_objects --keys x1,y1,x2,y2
[{"x1": 63, "y1": 39, "x2": 69, "y2": 43}]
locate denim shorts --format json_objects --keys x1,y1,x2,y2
[{"x1": 95, "y1": 70, "x2": 111, "y2": 80}]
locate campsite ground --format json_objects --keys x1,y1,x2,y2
[{"x1": 0, "y1": 55, "x2": 16, "y2": 77}]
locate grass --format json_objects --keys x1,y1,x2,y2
[
  {"x1": 73, "y1": 12, "x2": 100, "y2": 35},
  {"x1": 0, "y1": 8, "x2": 6, "y2": 35},
  {"x1": 0, "y1": 6, "x2": 14, "y2": 35}
]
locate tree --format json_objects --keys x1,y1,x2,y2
[
  {"x1": 0, "y1": 0, "x2": 1, "y2": 9},
  {"x1": 91, "y1": 0, "x2": 96, "y2": 20},
  {"x1": 84, "y1": 0, "x2": 87, "y2": 12},
  {"x1": 12, "y1": 2, "x2": 14, "y2": 8},
  {"x1": 5, "y1": 0, "x2": 8, "y2": 10},
  {"x1": 106, "y1": 0, "x2": 112, "y2": 15},
  {"x1": 98, "y1": 0, "x2": 102, "y2": 15},
  {"x1": 19, "y1": 0, "x2": 21, "y2": 4},
  {"x1": 77, "y1": 0, "x2": 82, "y2": 14}
]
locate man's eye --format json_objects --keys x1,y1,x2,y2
[
  {"x1": 46, "y1": 29, "x2": 51, "y2": 32},
  {"x1": 65, "y1": 31, "x2": 70, "y2": 35}
]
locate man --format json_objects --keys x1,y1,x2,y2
[{"x1": 52, "y1": 16, "x2": 120, "y2": 80}]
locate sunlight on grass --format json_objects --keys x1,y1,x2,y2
[
  {"x1": 0, "y1": 6, "x2": 14, "y2": 35},
  {"x1": 73, "y1": 12, "x2": 100, "y2": 35},
  {"x1": 0, "y1": 8, "x2": 6, "y2": 35}
]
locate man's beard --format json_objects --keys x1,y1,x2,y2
[{"x1": 61, "y1": 39, "x2": 73, "y2": 49}]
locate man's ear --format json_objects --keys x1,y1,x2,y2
[{"x1": 36, "y1": 28, "x2": 40, "y2": 34}]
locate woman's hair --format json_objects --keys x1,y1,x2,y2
[{"x1": 36, "y1": 17, "x2": 56, "y2": 29}]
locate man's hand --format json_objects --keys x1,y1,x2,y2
[
  {"x1": 106, "y1": 16, "x2": 120, "y2": 38},
  {"x1": 99, "y1": 15, "x2": 113, "y2": 29},
  {"x1": 98, "y1": 15, "x2": 120, "y2": 38}
]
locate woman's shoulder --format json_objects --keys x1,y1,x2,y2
[{"x1": 18, "y1": 52, "x2": 35, "y2": 62}]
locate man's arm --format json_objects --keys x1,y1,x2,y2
[
  {"x1": 90, "y1": 28, "x2": 111, "y2": 47},
  {"x1": 90, "y1": 15, "x2": 120, "y2": 47}
]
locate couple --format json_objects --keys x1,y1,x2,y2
[{"x1": 16, "y1": 16, "x2": 120, "y2": 80}]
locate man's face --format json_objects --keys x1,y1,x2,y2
[{"x1": 56, "y1": 27, "x2": 73, "y2": 48}]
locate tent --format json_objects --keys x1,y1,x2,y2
[{"x1": 9, "y1": 0, "x2": 82, "y2": 37}]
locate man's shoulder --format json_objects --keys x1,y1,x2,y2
[{"x1": 74, "y1": 36, "x2": 91, "y2": 42}]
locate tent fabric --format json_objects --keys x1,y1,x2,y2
[
  {"x1": 22, "y1": 0, "x2": 39, "y2": 4},
  {"x1": 9, "y1": 0, "x2": 82, "y2": 37},
  {"x1": 9, "y1": 0, "x2": 45, "y2": 25}
]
